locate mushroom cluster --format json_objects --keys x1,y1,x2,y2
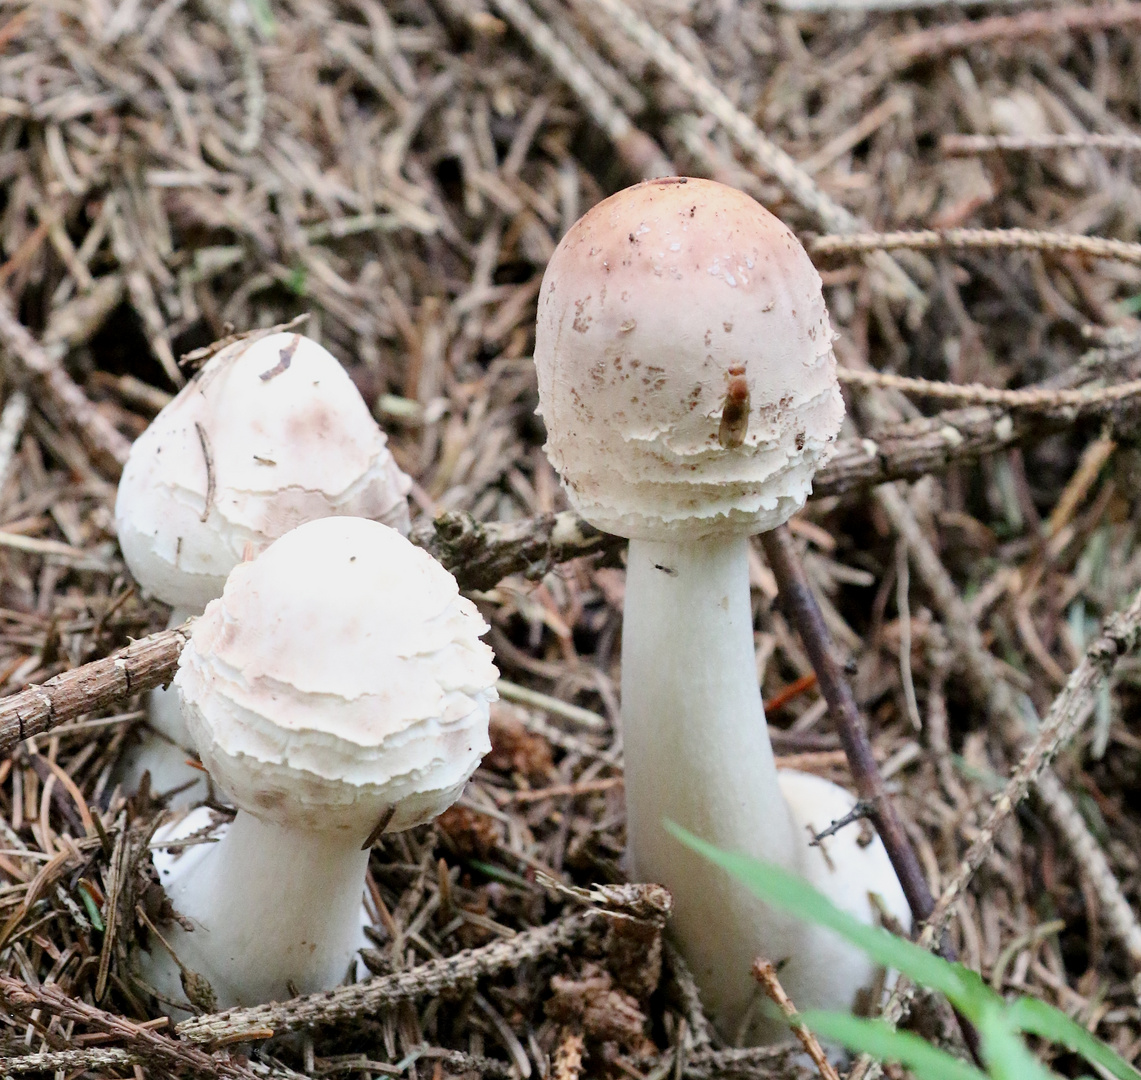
[
  {"x1": 141, "y1": 516, "x2": 498, "y2": 1010},
  {"x1": 534, "y1": 177, "x2": 910, "y2": 1041},
  {"x1": 115, "y1": 332, "x2": 411, "y2": 801}
]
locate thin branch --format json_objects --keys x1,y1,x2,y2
[
  {"x1": 0, "y1": 387, "x2": 28, "y2": 491},
  {"x1": 812, "y1": 228, "x2": 1141, "y2": 266},
  {"x1": 199, "y1": 0, "x2": 265, "y2": 153},
  {"x1": 2, "y1": 1049, "x2": 137, "y2": 1075},
  {"x1": 177, "y1": 905, "x2": 640, "y2": 1043},
  {"x1": 760, "y1": 526, "x2": 937, "y2": 931},
  {"x1": 410, "y1": 509, "x2": 618, "y2": 591},
  {"x1": 1035, "y1": 769, "x2": 1141, "y2": 981},
  {"x1": 917, "y1": 586, "x2": 1141, "y2": 956},
  {"x1": 0, "y1": 623, "x2": 194, "y2": 757},
  {"x1": 636, "y1": 1045, "x2": 811, "y2": 1080},
  {"x1": 752, "y1": 958, "x2": 841, "y2": 1080},
  {"x1": 942, "y1": 132, "x2": 1141, "y2": 156},
  {"x1": 835, "y1": 367, "x2": 1141, "y2": 411},
  {"x1": 890, "y1": 2, "x2": 1141, "y2": 65},
  {"x1": 765, "y1": 513, "x2": 982, "y2": 1063}
]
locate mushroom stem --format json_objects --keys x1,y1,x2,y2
[
  {"x1": 621, "y1": 535, "x2": 802, "y2": 1033},
  {"x1": 149, "y1": 810, "x2": 368, "y2": 1009}
]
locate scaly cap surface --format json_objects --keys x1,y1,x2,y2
[
  {"x1": 534, "y1": 177, "x2": 844, "y2": 541},
  {"x1": 175, "y1": 517, "x2": 498, "y2": 835},
  {"x1": 116, "y1": 333, "x2": 411, "y2": 609}
]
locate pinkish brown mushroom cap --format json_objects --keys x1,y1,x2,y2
[{"x1": 534, "y1": 177, "x2": 844, "y2": 542}]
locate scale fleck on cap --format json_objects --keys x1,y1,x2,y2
[{"x1": 534, "y1": 177, "x2": 844, "y2": 542}]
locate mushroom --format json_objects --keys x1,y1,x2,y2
[
  {"x1": 140, "y1": 516, "x2": 498, "y2": 1009},
  {"x1": 114, "y1": 332, "x2": 412, "y2": 802},
  {"x1": 533, "y1": 177, "x2": 909, "y2": 1041}
]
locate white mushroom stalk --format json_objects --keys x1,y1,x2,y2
[
  {"x1": 114, "y1": 332, "x2": 412, "y2": 803},
  {"x1": 141, "y1": 517, "x2": 498, "y2": 1009},
  {"x1": 534, "y1": 177, "x2": 909, "y2": 1041}
]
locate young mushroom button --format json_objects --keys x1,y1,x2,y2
[
  {"x1": 534, "y1": 176, "x2": 910, "y2": 1042},
  {"x1": 139, "y1": 516, "x2": 498, "y2": 1010},
  {"x1": 114, "y1": 332, "x2": 412, "y2": 803}
]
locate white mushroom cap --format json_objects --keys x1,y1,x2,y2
[
  {"x1": 534, "y1": 177, "x2": 844, "y2": 541},
  {"x1": 777, "y1": 769, "x2": 911, "y2": 1021},
  {"x1": 115, "y1": 333, "x2": 412, "y2": 610},
  {"x1": 174, "y1": 517, "x2": 498, "y2": 836}
]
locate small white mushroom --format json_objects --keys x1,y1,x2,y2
[
  {"x1": 140, "y1": 517, "x2": 498, "y2": 1009},
  {"x1": 114, "y1": 332, "x2": 412, "y2": 802},
  {"x1": 534, "y1": 177, "x2": 909, "y2": 1041}
]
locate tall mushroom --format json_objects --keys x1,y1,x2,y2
[
  {"x1": 533, "y1": 177, "x2": 909, "y2": 1041},
  {"x1": 140, "y1": 516, "x2": 498, "y2": 1009},
  {"x1": 115, "y1": 332, "x2": 411, "y2": 801}
]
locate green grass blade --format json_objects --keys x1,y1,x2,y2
[
  {"x1": 666, "y1": 821, "x2": 981, "y2": 1009},
  {"x1": 973, "y1": 1011, "x2": 1057, "y2": 1080},
  {"x1": 1007, "y1": 997, "x2": 1141, "y2": 1080},
  {"x1": 799, "y1": 1012, "x2": 989, "y2": 1080}
]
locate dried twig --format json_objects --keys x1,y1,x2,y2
[
  {"x1": 178, "y1": 908, "x2": 610, "y2": 1043},
  {"x1": 942, "y1": 132, "x2": 1141, "y2": 156},
  {"x1": 638, "y1": 1045, "x2": 810, "y2": 1080},
  {"x1": 761, "y1": 526, "x2": 937, "y2": 931},
  {"x1": 0, "y1": 976, "x2": 256, "y2": 1080},
  {"x1": 813, "y1": 228, "x2": 1141, "y2": 266},
  {"x1": 0, "y1": 623, "x2": 194, "y2": 757},
  {"x1": 919, "y1": 587, "x2": 1141, "y2": 955},
  {"x1": 891, "y1": 2, "x2": 1141, "y2": 65},
  {"x1": 199, "y1": 0, "x2": 265, "y2": 153},
  {"x1": 2, "y1": 1048, "x2": 138, "y2": 1075},
  {"x1": 751, "y1": 958, "x2": 840, "y2": 1080},
  {"x1": 663, "y1": 938, "x2": 716, "y2": 1052},
  {"x1": 875, "y1": 483, "x2": 1020, "y2": 724},
  {"x1": 836, "y1": 368, "x2": 1141, "y2": 411},
  {"x1": 0, "y1": 387, "x2": 28, "y2": 491},
  {"x1": 410, "y1": 509, "x2": 618, "y2": 592},
  {"x1": 1034, "y1": 769, "x2": 1141, "y2": 982}
]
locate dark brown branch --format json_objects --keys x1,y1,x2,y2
[
  {"x1": 817, "y1": 401, "x2": 1105, "y2": 499},
  {"x1": 410, "y1": 509, "x2": 619, "y2": 592},
  {"x1": 760, "y1": 526, "x2": 934, "y2": 927},
  {"x1": 761, "y1": 525, "x2": 983, "y2": 1062}
]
